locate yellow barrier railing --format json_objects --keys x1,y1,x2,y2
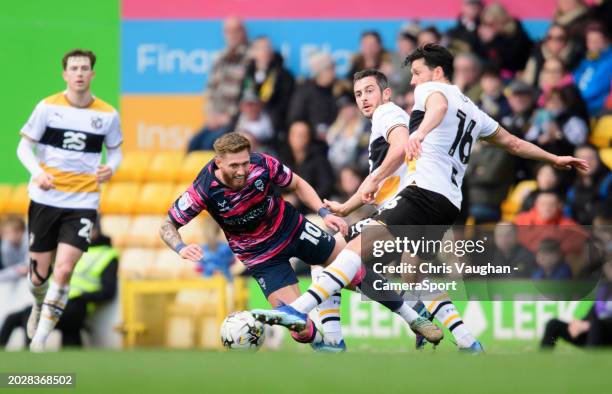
[{"x1": 117, "y1": 275, "x2": 248, "y2": 349}]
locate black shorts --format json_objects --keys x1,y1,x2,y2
[
  {"x1": 247, "y1": 217, "x2": 336, "y2": 298},
  {"x1": 345, "y1": 185, "x2": 460, "y2": 242},
  {"x1": 28, "y1": 201, "x2": 98, "y2": 252}
]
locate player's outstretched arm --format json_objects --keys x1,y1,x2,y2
[
  {"x1": 362, "y1": 125, "x2": 410, "y2": 204},
  {"x1": 484, "y1": 127, "x2": 589, "y2": 172},
  {"x1": 406, "y1": 91, "x2": 447, "y2": 160},
  {"x1": 287, "y1": 174, "x2": 348, "y2": 235},
  {"x1": 159, "y1": 216, "x2": 203, "y2": 262}
]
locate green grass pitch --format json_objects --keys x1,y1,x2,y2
[{"x1": 1, "y1": 345, "x2": 610, "y2": 394}]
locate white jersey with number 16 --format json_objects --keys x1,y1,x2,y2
[{"x1": 408, "y1": 81, "x2": 500, "y2": 209}]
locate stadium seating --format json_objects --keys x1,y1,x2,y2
[
  {"x1": 590, "y1": 115, "x2": 612, "y2": 148},
  {"x1": 501, "y1": 180, "x2": 537, "y2": 221},
  {"x1": 153, "y1": 249, "x2": 198, "y2": 279},
  {"x1": 177, "y1": 215, "x2": 205, "y2": 245},
  {"x1": 111, "y1": 151, "x2": 154, "y2": 183},
  {"x1": 0, "y1": 184, "x2": 13, "y2": 214},
  {"x1": 145, "y1": 151, "x2": 184, "y2": 182},
  {"x1": 5, "y1": 184, "x2": 29, "y2": 215},
  {"x1": 179, "y1": 151, "x2": 215, "y2": 182},
  {"x1": 132, "y1": 182, "x2": 176, "y2": 215},
  {"x1": 119, "y1": 248, "x2": 156, "y2": 278},
  {"x1": 125, "y1": 215, "x2": 165, "y2": 248},
  {"x1": 100, "y1": 215, "x2": 132, "y2": 248},
  {"x1": 99, "y1": 182, "x2": 141, "y2": 215},
  {"x1": 600, "y1": 148, "x2": 612, "y2": 170}
]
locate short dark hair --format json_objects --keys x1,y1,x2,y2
[
  {"x1": 353, "y1": 69, "x2": 389, "y2": 91},
  {"x1": 62, "y1": 49, "x2": 96, "y2": 70},
  {"x1": 361, "y1": 30, "x2": 382, "y2": 44},
  {"x1": 404, "y1": 43, "x2": 454, "y2": 80}
]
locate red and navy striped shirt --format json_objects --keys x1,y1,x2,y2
[{"x1": 168, "y1": 152, "x2": 303, "y2": 268}]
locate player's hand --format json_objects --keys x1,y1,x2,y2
[
  {"x1": 361, "y1": 175, "x2": 379, "y2": 205},
  {"x1": 323, "y1": 214, "x2": 348, "y2": 236},
  {"x1": 553, "y1": 156, "x2": 589, "y2": 172},
  {"x1": 323, "y1": 199, "x2": 347, "y2": 217},
  {"x1": 568, "y1": 320, "x2": 590, "y2": 338},
  {"x1": 405, "y1": 130, "x2": 425, "y2": 161},
  {"x1": 96, "y1": 165, "x2": 113, "y2": 183},
  {"x1": 178, "y1": 244, "x2": 204, "y2": 262},
  {"x1": 34, "y1": 172, "x2": 55, "y2": 190}
]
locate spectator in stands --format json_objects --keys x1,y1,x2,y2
[
  {"x1": 552, "y1": 0, "x2": 590, "y2": 53},
  {"x1": 205, "y1": 17, "x2": 249, "y2": 127},
  {"x1": 536, "y1": 58, "x2": 589, "y2": 122},
  {"x1": 466, "y1": 140, "x2": 516, "y2": 223},
  {"x1": 565, "y1": 144, "x2": 612, "y2": 225},
  {"x1": 0, "y1": 220, "x2": 118, "y2": 348},
  {"x1": 326, "y1": 93, "x2": 370, "y2": 173},
  {"x1": 348, "y1": 31, "x2": 391, "y2": 76},
  {"x1": 514, "y1": 190, "x2": 587, "y2": 256},
  {"x1": 279, "y1": 121, "x2": 335, "y2": 214},
  {"x1": 187, "y1": 109, "x2": 232, "y2": 152},
  {"x1": 453, "y1": 52, "x2": 483, "y2": 103},
  {"x1": 477, "y1": 2, "x2": 533, "y2": 75},
  {"x1": 532, "y1": 238, "x2": 573, "y2": 280},
  {"x1": 501, "y1": 80, "x2": 536, "y2": 139},
  {"x1": 198, "y1": 215, "x2": 234, "y2": 282},
  {"x1": 417, "y1": 26, "x2": 442, "y2": 46},
  {"x1": 288, "y1": 52, "x2": 339, "y2": 142},
  {"x1": 478, "y1": 66, "x2": 511, "y2": 121},
  {"x1": 573, "y1": 22, "x2": 612, "y2": 116},
  {"x1": 525, "y1": 87, "x2": 589, "y2": 157},
  {"x1": 386, "y1": 30, "x2": 418, "y2": 100},
  {"x1": 446, "y1": 0, "x2": 484, "y2": 54},
  {"x1": 541, "y1": 261, "x2": 612, "y2": 348},
  {"x1": 0, "y1": 216, "x2": 28, "y2": 283},
  {"x1": 521, "y1": 164, "x2": 564, "y2": 212},
  {"x1": 492, "y1": 222, "x2": 537, "y2": 278},
  {"x1": 523, "y1": 24, "x2": 580, "y2": 88},
  {"x1": 242, "y1": 36, "x2": 294, "y2": 134},
  {"x1": 235, "y1": 90, "x2": 275, "y2": 145}
]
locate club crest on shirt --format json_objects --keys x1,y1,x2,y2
[
  {"x1": 255, "y1": 179, "x2": 264, "y2": 192},
  {"x1": 178, "y1": 192, "x2": 193, "y2": 211},
  {"x1": 91, "y1": 116, "x2": 103, "y2": 130}
]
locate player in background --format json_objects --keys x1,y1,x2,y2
[
  {"x1": 252, "y1": 44, "x2": 589, "y2": 353},
  {"x1": 159, "y1": 133, "x2": 441, "y2": 351},
  {"x1": 16, "y1": 49, "x2": 123, "y2": 352}
]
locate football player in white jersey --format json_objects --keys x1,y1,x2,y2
[
  {"x1": 16, "y1": 49, "x2": 122, "y2": 352},
  {"x1": 254, "y1": 69, "x2": 444, "y2": 345},
  {"x1": 253, "y1": 44, "x2": 589, "y2": 352}
]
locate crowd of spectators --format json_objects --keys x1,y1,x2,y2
[{"x1": 188, "y1": 1, "x2": 612, "y2": 280}]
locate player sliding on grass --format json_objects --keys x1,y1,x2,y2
[
  {"x1": 160, "y1": 132, "x2": 442, "y2": 352},
  {"x1": 251, "y1": 44, "x2": 589, "y2": 353}
]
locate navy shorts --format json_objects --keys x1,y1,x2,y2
[{"x1": 247, "y1": 217, "x2": 336, "y2": 298}]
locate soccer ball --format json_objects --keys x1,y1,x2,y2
[{"x1": 220, "y1": 311, "x2": 265, "y2": 351}]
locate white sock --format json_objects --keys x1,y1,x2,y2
[
  {"x1": 312, "y1": 266, "x2": 343, "y2": 345},
  {"x1": 291, "y1": 249, "x2": 362, "y2": 314},
  {"x1": 32, "y1": 281, "x2": 69, "y2": 344},
  {"x1": 426, "y1": 294, "x2": 475, "y2": 348},
  {"x1": 28, "y1": 275, "x2": 49, "y2": 307},
  {"x1": 394, "y1": 302, "x2": 420, "y2": 324}
]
